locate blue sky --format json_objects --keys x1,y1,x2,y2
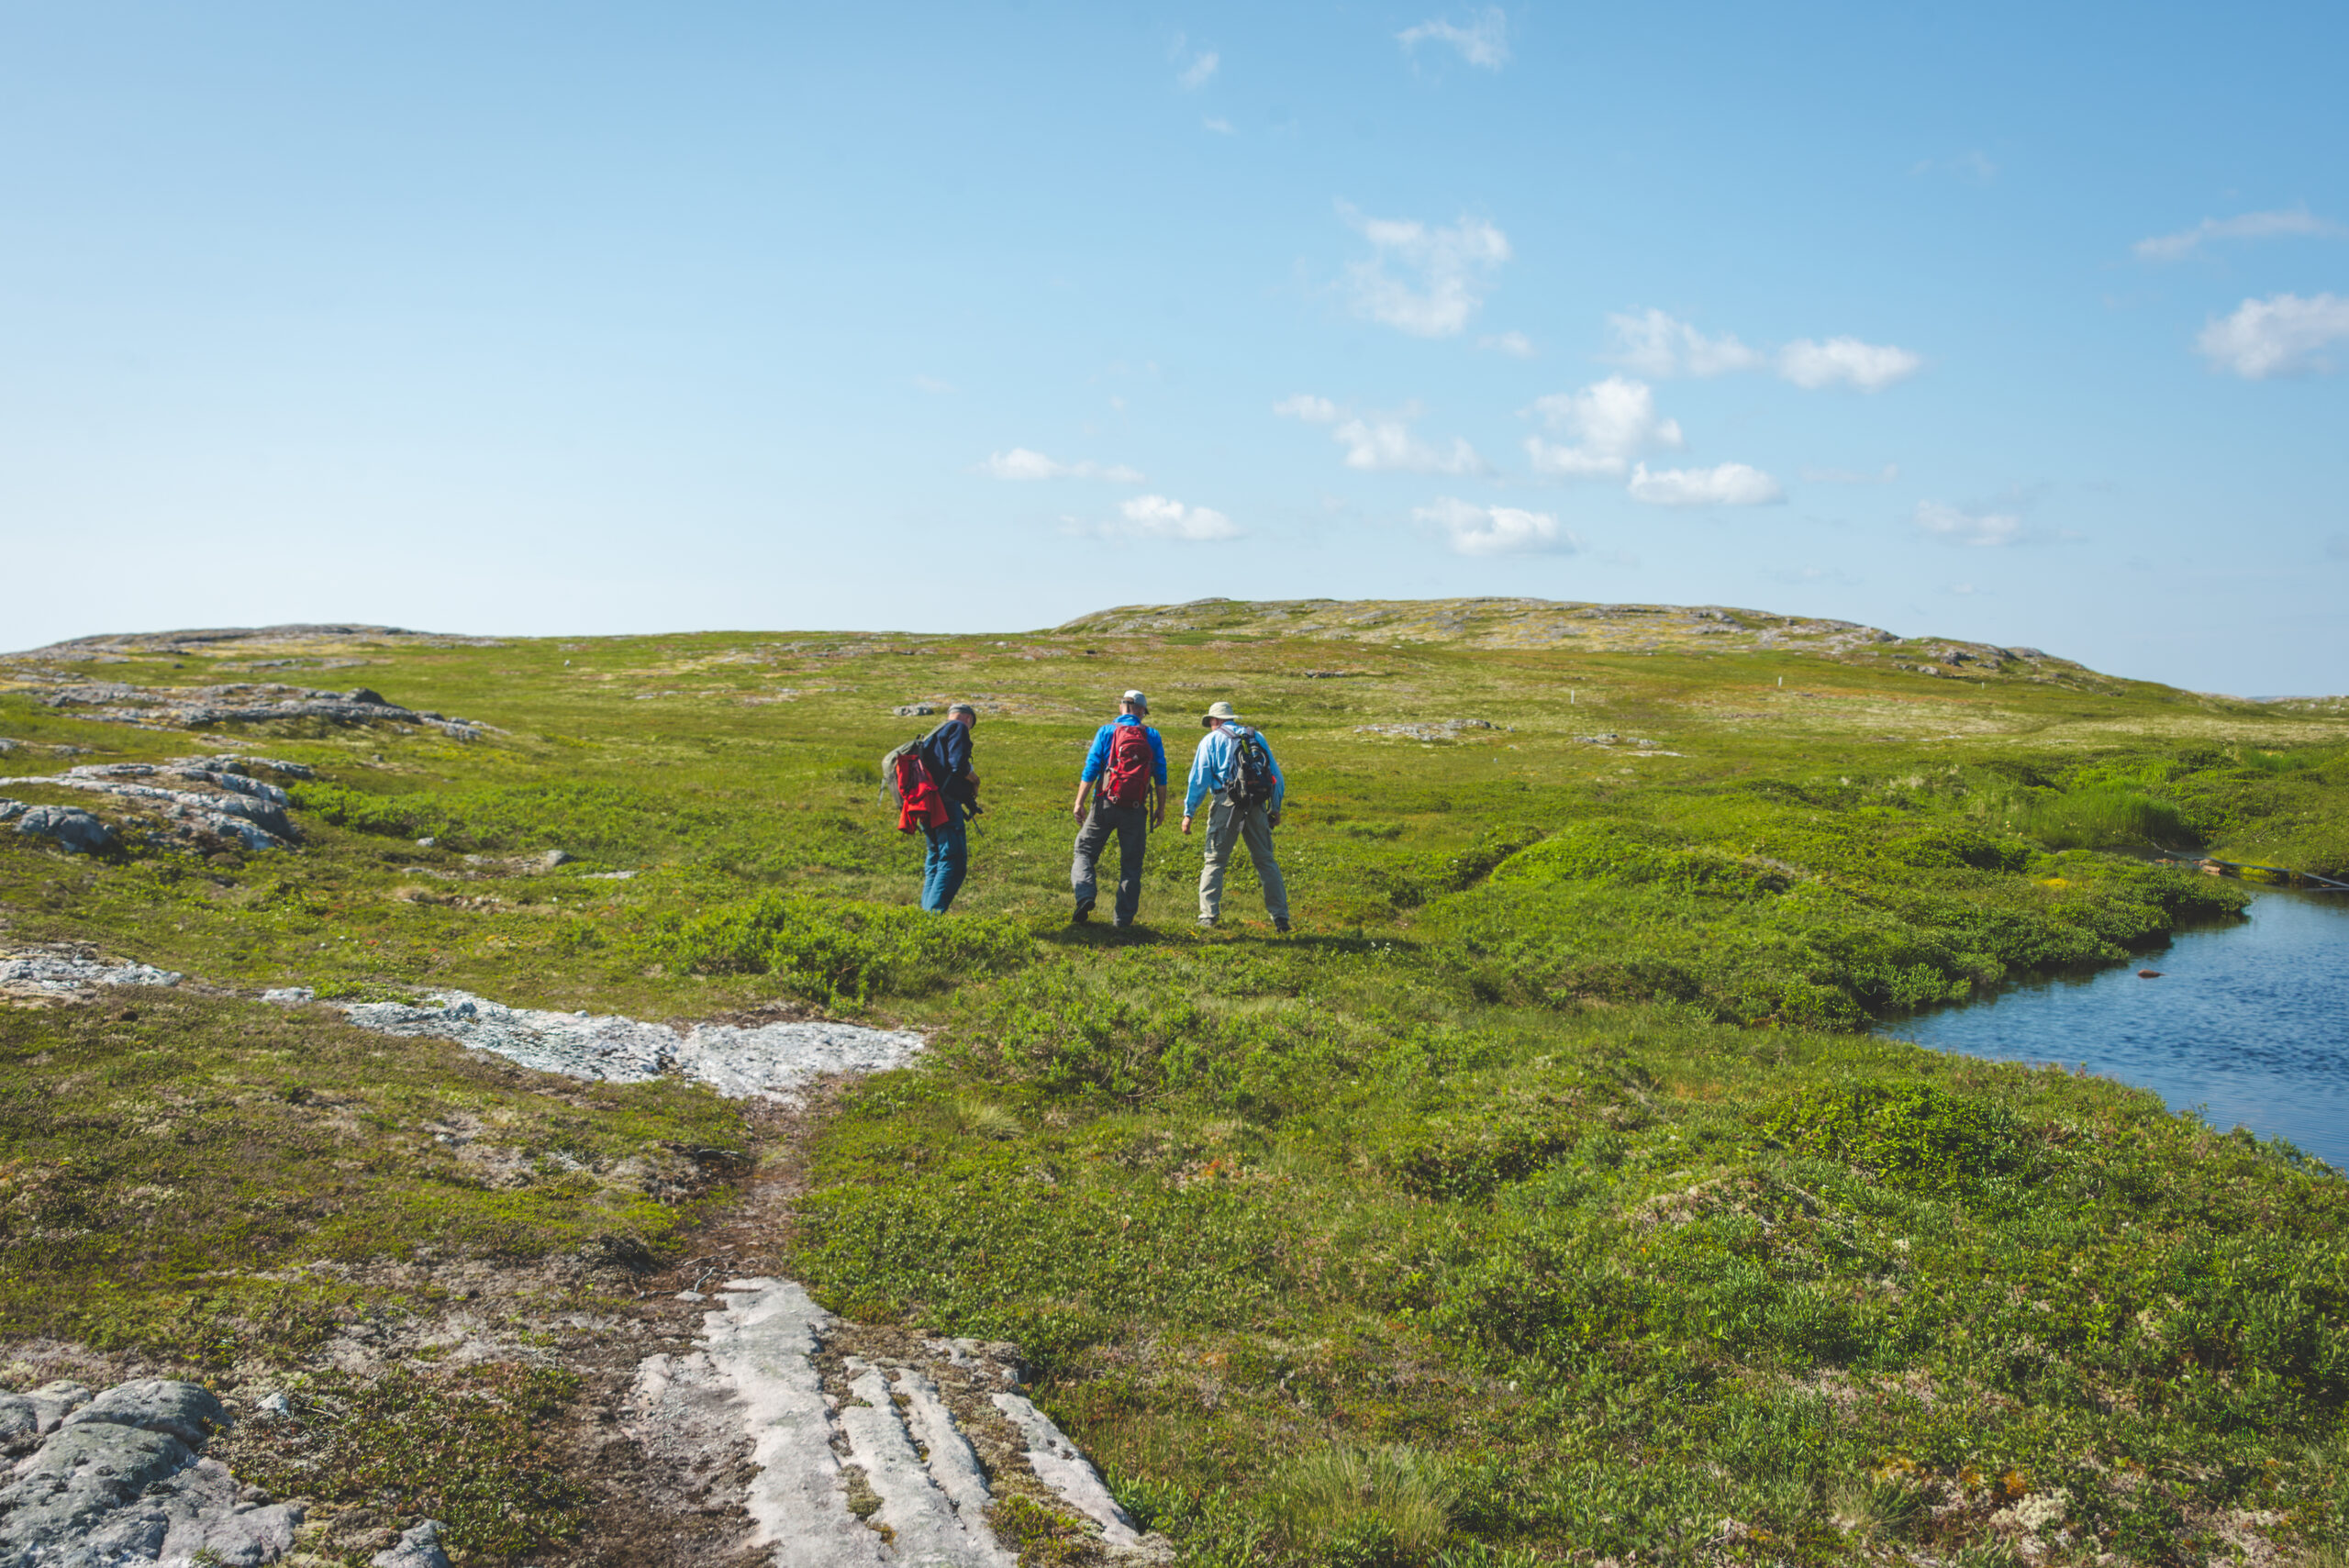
[{"x1": 2, "y1": 2, "x2": 2344, "y2": 694}]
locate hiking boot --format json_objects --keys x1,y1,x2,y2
[
  {"x1": 1274, "y1": 917, "x2": 1291, "y2": 933},
  {"x1": 1072, "y1": 898, "x2": 1095, "y2": 925},
  {"x1": 1196, "y1": 916, "x2": 1218, "y2": 929}
]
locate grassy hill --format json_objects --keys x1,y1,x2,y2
[{"x1": 2, "y1": 600, "x2": 2344, "y2": 1566}]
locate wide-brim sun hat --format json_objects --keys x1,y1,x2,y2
[{"x1": 1201, "y1": 700, "x2": 1242, "y2": 727}]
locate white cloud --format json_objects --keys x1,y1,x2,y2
[
  {"x1": 1111, "y1": 495, "x2": 1240, "y2": 541},
  {"x1": 1397, "y1": 7, "x2": 1509, "y2": 69},
  {"x1": 978, "y1": 448, "x2": 1145, "y2": 483},
  {"x1": 1604, "y1": 308, "x2": 1765, "y2": 378},
  {"x1": 1777, "y1": 337, "x2": 1923, "y2": 391},
  {"x1": 1909, "y1": 150, "x2": 1998, "y2": 183},
  {"x1": 1416, "y1": 496, "x2": 1575, "y2": 556},
  {"x1": 1522, "y1": 376, "x2": 1682, "y2": 478},
  {"x1": 1203, "y1": 117, "x2": 1235, "y2": 135},
  {"x1": 1341, "y1": 206, "x2": 1511, "y2": 338},
  {"x1": 1478, "y1": 329, "x2": 1536, "y2": 357},
  {"x1": 1627, "y1": 462, "x2": 1785, "y2": 506},
  {"x1": 1802, "y1": 463, "x2": 1899, "y2": 484},
  {"x1": 1334, "y1": 416, "x2": 1489, "y2": 475},
  {"x1": 1915, "y1": 501, "x2": 2022, "y2": 547},
  {"x1": 913, "y1": 375, "x2": 954, "y2": 395},
  {"x1": 1179, "y1": 50, "x2": 1219, "y2": 89},
  {"x1": 2134, "y1": 206, "x2": 2342, "y2": 261},
  {"x1": 1278, "y1": 395, "x2": 1486, "y2": 473},
  {"x1": 2196, "y1": 293, "x2": 2349, "y2": 378}
]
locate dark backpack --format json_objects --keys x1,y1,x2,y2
[
  {"x1": 1101, "y1": 724, "x2": 1153, "y2": 808},
  {"x1": 1230, "y1": 729, "x2": 1276, "y2": 808}
]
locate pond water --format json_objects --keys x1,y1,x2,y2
[{"x1": 1884, "y1": 887, "x2": 2349, "y2": 1170}]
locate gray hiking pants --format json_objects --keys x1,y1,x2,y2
[
  {"x1": 1198, "y1": 793, "x2": 1287, "y2": 924},
  {"x1": 1072, "y1": 802, "x2": 1150, "y2": 924}
]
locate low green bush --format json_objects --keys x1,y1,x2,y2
[
  {"x1": 1760, "y1": 1082, "x2": 2026, "y2": 1195},
  {"x1": 628, "y1": 892, "x2": 1031, "y2": 1005},
  {"x1": 225, "y1": 1363, "x2": 586, "y2": 1558},
  {"x1": 290, "y1": 780, "x2": 700, "y2": 857}
]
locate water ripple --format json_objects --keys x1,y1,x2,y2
[{"x1": 1884, "y1": 888, "x2": 2349, "y2": 1169}]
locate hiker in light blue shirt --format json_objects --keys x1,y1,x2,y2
[{"x1": 1180, "y1": 700, "x2": 1289, "y2": 932}]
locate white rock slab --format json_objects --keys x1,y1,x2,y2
[
  {"x1": 0, "y1": 951, "x2": 184, "y2": 996},
  {"x1": 991, "y1": 1392, "x2": 1152, "y2": 1551},
  {"x1": 340, "y1": 990, "x2": 924, "y2": 1102},
  {"x1": 697, "y1": 1279, "x2": 890, "y2": 1567},
  {"x1": 624, "y1": 1279, "x2": 1165, "y2": 1567},
  {"x1": 839, "y1": 1366, "x2": 1015, "y2": 1568}
]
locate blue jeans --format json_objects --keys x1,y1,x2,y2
[{"x1": 920, "y1": 802, "x2": 969, "y2": 912}]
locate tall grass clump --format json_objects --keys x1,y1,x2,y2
[
  {"x1": 629, "y1": 892, "x2": 1030, "y2": 1005},
  {"x1": 1269, "y1": 1444, "x2": 1459, "y2": 1566},
  {"x1": 2005, "y1": 782, "x2": 2197, "y2": 850}
]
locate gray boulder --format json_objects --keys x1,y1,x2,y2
[
  {"x1": 373, "y1": 1518, "x2": 453, "y2": 1568},
  {"x1": 153, "y1": 1460, "x2": 303, "y2": 1566},
  {"x1": 0, "y1": 1382, "x2": 92, "y2": 1458},
  {"x1": 0, "y1": 1422, "x2": 197, "y2": 1552},
  {"x1": 0, "y1": 1378, "x2": 300, "y2": 1567},
  {"x1": 11, "y1": 805, "x2": 115, "y2": 853},
  {"x1": 60, "y1": 1378, "x2": 229, "y2": 1446}
]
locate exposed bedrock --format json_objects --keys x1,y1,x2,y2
[
  {"x1": 0, "y1": 1378, "x2": 302, "y2": 1568},
  {"x1": 626, "y1": 1279, "x2": 1169, "y2": 1567}
]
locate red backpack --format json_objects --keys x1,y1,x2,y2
[
  {"x1": 879, "y1": 737, "x2": 949, "y2": 831},
  {"x1": 1101, "y1": 724, "x2": 1153, "y2": 807}
]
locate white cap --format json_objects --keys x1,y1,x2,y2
[{"x1": 1120, "y1": 690, "x2": 1149, "y2": 711}]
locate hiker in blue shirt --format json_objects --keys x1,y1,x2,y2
[
  {"x1": 1069, "y1": 690, "x2": 1166, "y2": 927},
  {"x1": 918, "y1": 704, "x2": 979, "y2": 912},
  {"x1": 1181, "y1": 700, "x2": 1289, "y2": 932}
]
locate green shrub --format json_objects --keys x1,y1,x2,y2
[
  {"x1": 1761, "y1": 1083, "x2": 2026, "y2": 1194},
  {"x1": 290, "y1": 780, "x2": 700, "y2": 857},
  {"x1": 629, "y1": 893, "x2": 1031, "y2": 1005},
  {"x1": 226, "y1": 1363, "x2": 586, "y2": 1557},
  {"x1": 1381, "y1": 1106, "x2": 1583, "y2": 1201},
  {"x1": 1487, "y1": 822, "x2": 1788, "y2": 897}
]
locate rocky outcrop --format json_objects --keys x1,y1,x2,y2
[
  {"x1": 0, "y1": 755, "x2": 312, "y2": 851},
  {"x1": 6, "y1": 804, "x2": 116, "y2": 853},
  {"x1": 0, "y1": 949, "x2": 183, "y2": 997},
  {"x1": 0, "y1": 1378, "x2": 300, "y2": 1567},
  {"x1": 330, "y1": 990, "x2": 926, "y2": 1103},
  {"x1": 13, "y1": 626, "x2": 501, "y2": 661},
  {"x1": 1354, "y1": 719, "x2": 1505, "y2": 740},
  {"x1": 19, "y1": 681, "x2": 488, "y2": 740},
  {"x1": 625, "y1": 1280, "x2": 1167, "y2": 1567},
  {"x1": 371, "y1": 1519, "x2": 452, "y2": 1568}
]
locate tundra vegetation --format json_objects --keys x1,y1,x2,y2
[{"x1": 0, "y1": 598, "x2": 2344, "y2": 1567}]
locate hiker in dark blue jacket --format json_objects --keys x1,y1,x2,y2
[
  {"x1": 918, "y1": 704, "x2": 979, "y2": 912},
  {"x1": 1068, "y1": 690, "x2": 1166, "y2": 927}
]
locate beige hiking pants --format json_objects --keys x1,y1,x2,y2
[{"x1": 1198, "y1": 793, "x2": 1288, "y2": 923}]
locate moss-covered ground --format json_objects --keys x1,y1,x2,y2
[{"x1": 1, "y1": 599, "x2": 2344, "y2": 1565}]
